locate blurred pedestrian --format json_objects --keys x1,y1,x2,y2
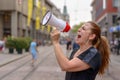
[
  {"x1": 66, "y1": 38, "x2": 72, "y2": 57},
  {"x1": 117, "y1": 40, "x2": 120, "y2": 55},
  {"x1": 72, "y1": 41, "x2": 80, "y2": 50},
  {"x1": 0, "y1": 37, "x2": 6, "y2": 53},
  {"x1": 30, "y1": 39, "x2": 38, "y2": 66},
  {"x1": 50, "y1": 21, "x2": 110, "y2": 80},
  {"x1": 113, "y1": 39, "x2": 118, "y2": 54},
  {"x1": 0, "y1": 41, "x2": 3, "y2": 51}
]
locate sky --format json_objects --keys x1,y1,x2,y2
[{"x1": 50, "y1": 0, "x2": 92, "y2": 27}]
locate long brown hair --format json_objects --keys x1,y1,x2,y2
[{"x1": 87, "y1": 21, "x2": 110, "y2": 75}]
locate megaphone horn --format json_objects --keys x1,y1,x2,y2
[{"x1": 41, "y1": 11, "x2": 71, "y2": 32}]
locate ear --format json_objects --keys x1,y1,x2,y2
[{"x1": 89, "y1": 34, "x2": 96, "y2": 40}]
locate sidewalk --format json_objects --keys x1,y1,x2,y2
[
  {"x1": 0, "y1": 46, "x2": 51, "y2": 67},
  {"x1": 0, "y1": 48, "x2": 29, "y2": 67},
  {"x1": 96, "y1": 54, "x2": 120, "y2": 80}
]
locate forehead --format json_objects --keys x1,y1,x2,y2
[{"x1": 82, "y1": 22, "x2": 92, "y2": 28}]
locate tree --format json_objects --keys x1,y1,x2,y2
[{"x1": 71, "y1": 22, "x2": 84, "y2": 33}]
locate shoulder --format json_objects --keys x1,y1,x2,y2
[
  {"x1": 85, "y1": 47, "x2": 100, "y2": 60},
  {"x1": 78, "y1": 47, "x2": 101, "y2": 64},
  {"x1": 89, "y1": 47, "x2": 99, "y2": 57},
  {"x1": 77, "y1": 47, "x2": 101, "y2": 70}
]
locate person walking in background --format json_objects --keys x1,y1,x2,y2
[
  {"x1": 30, "y1": 39, "x2": 38, "y2": 67},
  {"x1": 0, "y1": 37, "x2": 6, "y2": 53},
  {"x1": 50, "y1": 21, "x2": 110, "y2": 80},
  {"x1": 0, "y1": 40, "x2": 3, "y2": 52},
  {"x1": 117, "y1": 40, "x2": 120, "y2": 55},
  {"x1": 72, "y1": 41, "x2": 80, "y2": 50},
  {"x1": 66, "y1": 38, "x2": 72, "y2": 57}
]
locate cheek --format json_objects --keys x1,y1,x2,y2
[{"x1": 80, "y1": 34, "x2": 90, "y2": 43}]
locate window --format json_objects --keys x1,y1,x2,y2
[
  {"x1": 103, "y1": 0, "x2": 106, "y2": 9},
  {"x1": 113, "y1": 0, "x2": 119, "y2": 7},
  {"x1": 112, "y1": 15, "x2": 117, "y2": 24}
]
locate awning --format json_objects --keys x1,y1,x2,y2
[{"x1": 109, "y1": 25, "x2": 120, "y2": 33}]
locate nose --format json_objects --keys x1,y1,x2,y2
[{"x1": 78, "y1": 28, "x2": 81, "y2": 32}]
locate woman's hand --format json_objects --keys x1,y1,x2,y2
[{"x1": 50, "y1": 29, "x2": 60, "y2": 44}]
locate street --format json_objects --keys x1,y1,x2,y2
[
  {"x1": 96, "y1": 54, "x2": 120, "y2": 80},
  {"x1": 0, "y1": 45, "x2": 120, "y2": 80},
  {"x1": 0, "y1": 46, "x2": 65, "y2": 80}
]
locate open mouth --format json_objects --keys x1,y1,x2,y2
[{"x1": 77, "y1": 35, "x2": 81, "y2": 38}]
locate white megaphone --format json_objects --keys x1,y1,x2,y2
[{"x1": 41, "y1": 11, "x2": 71, "y2": 32}]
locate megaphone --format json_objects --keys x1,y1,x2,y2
[{"x1": 41, "y1": 11, "x2": 71, "y2": 32}]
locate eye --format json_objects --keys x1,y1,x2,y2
[{"x1": 82, "y1": 26, "x2": 85, "y2": 30}]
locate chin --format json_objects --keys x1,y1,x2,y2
[{"x1": 75, "y1": 40, "x2": 80, "y2": 44}]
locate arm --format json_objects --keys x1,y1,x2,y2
[
  {"x1": 36, "y1": 47, "x2": 39, "y2": 52},
  {"x1": 35, "y1": 44, "x2": 39, "y2": 53},
  {"x1": 51, "y1": 30, "x2": 90, "y2": 72},
  {"x1": 53, "y1": 43, "x2": 90, "y2": 72}
]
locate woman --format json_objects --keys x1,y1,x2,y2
[
  {"x1": 30, "y1": 39, "x2": 38, "y2": 66},
  {"x1": 50, "y1": 21, "x2": 110, "y2": 80}
]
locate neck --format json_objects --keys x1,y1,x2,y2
[
  {"x1": 79, "y1": 44, "x2": 92, "y2": 51},
  {"x1": 74, "y1": 44, "x2": 93, "y2": 57}
]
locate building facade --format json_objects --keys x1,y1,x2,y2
[
  {"x1": 0, "y1": 0, "x2": 68, "y2": 41},
  {"x1": 91, "y1": 0, "x2": 120, "y2": 41}
]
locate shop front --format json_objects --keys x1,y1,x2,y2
[{"x1": 109, "y1": 25, "x2": 120, "y2": 40}]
